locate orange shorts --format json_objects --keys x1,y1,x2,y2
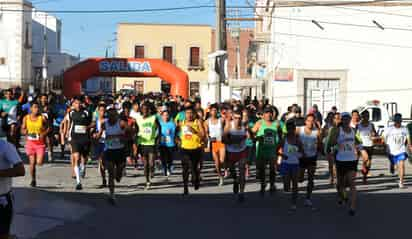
[{"x1": 211, "y1": 141, "x2": 225, "y2": 153}]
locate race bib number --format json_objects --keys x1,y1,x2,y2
[
  {"x1": 288, "y1": 145, "x2": 298, "y2": 154},
  {"x1": 161, "y1": 136, "x2": 172, "y2": 144},
  {"x1": 143, "y1": 127, "x2": 152, "y2": 135},
  {"x1": 74, "y1": 125, "x2": 87, "y2": 134},
  {"x1": 28, "y1": 134, "x2": 40, "y2": 141}
]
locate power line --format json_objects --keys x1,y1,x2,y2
[
  {"x1": 260, "y1": 31, "x2": 412, "y2": 49},
  {"x1": 238, "y1": 14, "x2": 412, "y2": 32}
]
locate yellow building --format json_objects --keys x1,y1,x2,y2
[{"x1": 116, "y1": 23, "x2": 212, "y2": 97}]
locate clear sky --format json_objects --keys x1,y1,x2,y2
[{"x1": 31, "y1": 0, "x2": 255, "y2": 58}]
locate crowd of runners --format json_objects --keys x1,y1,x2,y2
[{"x1": 1, "y1": 87, "x2": 412, "y2": 230}]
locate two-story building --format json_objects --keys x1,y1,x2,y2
[{"x1": 116, "y1": 23, "x2": 212, "y2": 97}]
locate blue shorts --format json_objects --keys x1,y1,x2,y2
[
  {"x1": 95, "y1": 143, "x2": 105, "y2": 157},
  {"x1": 279, "y1": 163, "x2": 300, "y2": 176},
  {"x1": 389, "y1": 153, "x2": 408, "y2": 165}
]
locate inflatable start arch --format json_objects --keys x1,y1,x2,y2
[{"x1": 63, "y1": 58, "x2": 189, "y2": 99}]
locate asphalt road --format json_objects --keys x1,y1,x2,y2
[{"x1": 11, "y1": 152, "x2": 412, "y2": 239}]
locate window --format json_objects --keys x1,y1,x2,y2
[
  {"x1": 189, "y1": 47, "x2": 200, "y2": 67},
  {"x1": 0, "y1": 57, "x2": 5, "y2": 65},
  {"x1": 134, "y1": 80, "x2": 144, "y2": 94},
  {"x1": 162, "y1": 46, "x2": 173, "y2": 64},
  {"x1": 134, "y1": 45, "x2": 145, "y2": 58},
  {"x1": 190, "y1": 81, "x2": 200, "y2": 97}
]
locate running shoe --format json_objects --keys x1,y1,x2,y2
[
  {"x1": 390, "y1": 163, "x2": 395, "y2": 175},
  {"x1": 30, "y1": 180, "x2": 36, "y2": 188},
  {"x1": 144, "y1": 182, "x2": 151, "y2": 191},
  {"x1": 194, "y1": 182, "x2": 200, "y2": 191},
  {"x1": 80, "y1": 168, "x2": 86, "y2": 179},
  {"x1": 183, "y1": 187, "x2": 189, "y2": 196},
  {"x1": 76, "y1": 183, "x2": 83, "y2": 191},
  {"x1": 218, "y1": 176, "x2": 224, "y2": 187},
  {"x1": 399, "y1": 181, "x2": 406, "y2": 189}
]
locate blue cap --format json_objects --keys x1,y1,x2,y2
[{"x1": 341, "y1": 112, "x2": 351, "y2": 118}]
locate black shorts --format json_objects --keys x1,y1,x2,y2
[
  {"x1": 104, "y1": 148, "x2": 126, "y2": 165},
  {"x1": 362, "y1": 146, "x2": 374, "y2": 160},
  {"x1": 124, "y1": 141, "x2": 134, "y2": 157},
  {"x1": 0, "y1": 192, "x2": 13, "y2": 236},
  {"x1": 139, "y1": 145, "x2": 156, "y2": 157},
  {"x1": 299, "y1": 156, "x2": 317, "y2": 168},
  {"x1": 70, "y1": 141, "x2": 91, "y2": 156},
  {"x1": 336, "y1": 160, "x2": 358, "y2": 175},
  {"x1": 180, "y1": 148, "x2": 202, "y2": 161}
]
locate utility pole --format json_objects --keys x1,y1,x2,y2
[
  {"x1": 42, "y1": 13, "x2": 48, "y2": 93},
  {"x1": 216, "y1": 0, "x2": 226, "y2": 102}
]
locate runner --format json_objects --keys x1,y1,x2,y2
[
  {"x1": 66, "y1": 97, "x2": 93, "y2": 190},
  {"x1": 136, "y1": 102, "x2": 160, "y2": 190},
  {"x1": 92, "y1": 104, "x2": 107, "y2": 188},
  {"x1": 350, "y1": 110, "x2": 360, "y2": 129},
  {"x1": 159, "y1": 110, "x2": 177, "y2": 177},
  {"x1": 324, "y1": 112, "x2": 341, "y2": 185},
  {"x1": 39, "y1": 94, "x2": 54, "y2": 162},
  {"x1": 204, "y1": 104, "x2": 226, "y2": 186},
  {"x1": 0, "y1": 89, "x2": 19, "y2": 147},
  {"x1": 98, "y1": 108, "x2": 129, "y2": 205},
  {"x1": 297, "y1": 114, "x2": 321, "y2": 208},
  {"x1": 328, "y1": 112, "x2": 361, "y2": 216},
  {"x1": 279, "y1": 119, "x2": 303, "y2": 211},
  {"x1": 383, "y1": 113, "x2": 409, "y2": 188},
  {"x1": 0, "y1": 139, "x2": 25, "y2": 239},
  {"x1": 21, "y1": 101, "x2": 49, "y2": 187},
  {"x1": 222, "y1": 109, "x2": 249, "y2": 202},
  {"x1": 252, "y1": 105, "x2": 283, "y2": 196},
  {"x1": 357, "y1": 111, "x2": 377, "y2": 184},
  {"x1": 120, "y1": 102, "x2": 137, "y2": 176},
  {"x1": 51, "y1": 95, "x2": 67, "y2": 159},
  {"x1": 178, "y1": 106, "x2": 205, "y2": 195}
]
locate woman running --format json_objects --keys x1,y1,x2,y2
[
  {"x1": 328, "y1": 112, "x2": 361, "y2": 216},
  {"x1": 223, "y1": 109, "x2": 249, "y2": 202},
  {"x1": 279, "y1": 119, "x2": 303, "y2": 211},
  {"x1": 204, "y1": 104, "x2": 225, "y2": 186},
  {"x1": 21, "y1": 101, "x2": 49, "y2": 187},
  {"x1": 297, "y1": 114, "x2": 321, "y2": 208},
  {"x1": 177, "y1": 106, "x2": 205, "y2": 195}
]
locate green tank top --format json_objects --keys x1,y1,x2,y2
[
  {"x1": 256, "y1": 120, "x2": 280, "y2": 153},
  {"x1": 137, "y1": 115, "x2": 157, "y2": 146}
]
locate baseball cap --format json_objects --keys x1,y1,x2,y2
[{"x1": 263, "y1": 106, "x2": 273, "y2": 113}]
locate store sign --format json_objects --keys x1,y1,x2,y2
[{"x1": 99, "y1": 60, "x2": 152, "y2": 73}]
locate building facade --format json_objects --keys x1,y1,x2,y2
[
  {"x1": 31, "y1": 9, "x2": 78, "y2": 92},
  {"x1": 116, "y1": 23, "x2": 211, "y2": 97},
  {"x1": 256, "y1": 0, "x2": 412, "y2": 116},
  {"x1": 0, "y1": 0, "x2": 33, "y2": 89}
]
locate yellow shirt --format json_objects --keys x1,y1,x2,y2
[
  {"x1": 26, "y1": 115, "x2": 44, "y2": 141},
  {"x1": 180, "y1": 120, "x2": 202, "y2": 150}
]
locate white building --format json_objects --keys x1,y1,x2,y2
[
  {"x1": 256, "y1": 0, "x2": 412, "y2": 117},
  {"x1": 31, "y1": 9, "x2": 78, "y2": 91},
  {"x1": 0, "y1": 0, "x2": 33, "y2": 89}
]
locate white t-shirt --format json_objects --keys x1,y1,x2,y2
[
  {"x1": 385, "y1": 126, "x2": 408, "y2": 156},
  {"x1": 130, "y1": 110, "x2": 141, "y2": 122},
  {"x1": 0, "y1": 140, "x2": 22, "y2": 194}
]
